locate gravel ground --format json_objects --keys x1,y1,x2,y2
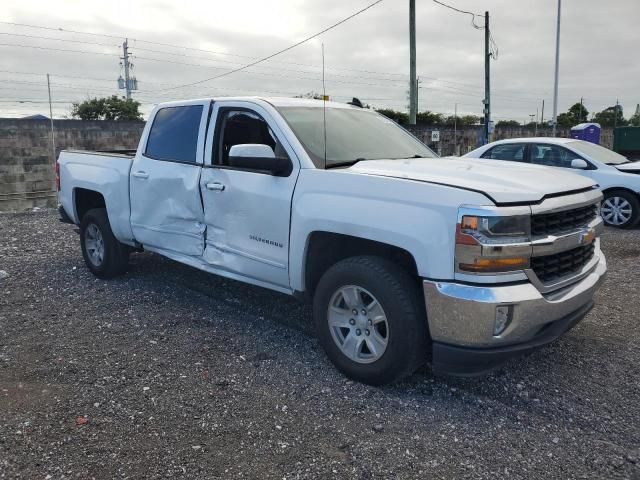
[{"x1": 1, "y1": 210, "x2": 639, "y2": 479}]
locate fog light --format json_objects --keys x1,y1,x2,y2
[{"x1": 494, "y1": 305, "x2": 513, "y2": 336}]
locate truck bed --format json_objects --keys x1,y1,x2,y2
[{"x1": 57, "y1": 149, "x2": 135, "y2": 244}]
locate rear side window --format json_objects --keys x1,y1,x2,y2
[
  {"x1": 145, "y1": 105, "x2": 203, "y2": 163},
  {"x1": 481, "y1": 143, "x2": 526, "y2": 161}
]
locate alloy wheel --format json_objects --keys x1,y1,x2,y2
[
  {"x1": 327, "y1": 285, "x2": 389, "y2": 364},
  {"x1": 84, "y1": 223, "x2": 105, "y2": 266},
  {"x1": 601, "y1": 196, "x2": 633, "y2": 226}
]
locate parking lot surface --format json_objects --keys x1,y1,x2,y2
[{"x1": 1, "y1": 210, "x2": 639, "y2": 479}]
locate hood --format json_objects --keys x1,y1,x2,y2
[
  {"x1": 615, "y1": 161, "x2": 640, "y2": 174},
  {"x1": 347, "y1": 157, "x2": 596, "y2": 204}
]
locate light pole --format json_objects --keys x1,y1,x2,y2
[
  {"x1": 409, "y1": 0, "x2": 417, "y2": 125},
  {"x1": 552, "y1": 0, "x2": 561, "y2": 137}
]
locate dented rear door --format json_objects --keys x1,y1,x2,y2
[{"x1": 130, "y1": 100, "x2": 210, "y2": 256}]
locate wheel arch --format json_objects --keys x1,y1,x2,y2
[
  {"x1": 300, "y1": 231, "x2": 419, "y2": 299},
  {"x1": 601, "y1": 186, "x2": 640, "y2": 198},
  {"x1": 600, "y1": 187, "x2": 640, "y2": 227},
  {"x1": 74, "y1": 188, "x2": 106, "y2": 223}
]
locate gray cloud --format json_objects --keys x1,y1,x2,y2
[{"x1": 0, "y1": 0, "x2": 638, "y2": 121}]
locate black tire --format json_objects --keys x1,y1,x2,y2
[
  {"x1": 80, "y1": 208, "x2": 129, "y2": 279},
  {"x1": 313, "y1": 256, "x2": 428, "y2": 386},
  {"x1": 601, "y1": 190, "x2": 640, "y2": 229}
]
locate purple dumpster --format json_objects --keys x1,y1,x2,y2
[{"x1": 570, "y1": 123, "x2": 601, "y2": 144}]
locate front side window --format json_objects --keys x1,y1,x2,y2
[
  {"x1": 145, "y1": 105, "x2": 203, "y2": 163},
  {"x1": 216, "y1": 110, "x2": 287, "y2": 166},
  {"x1": 481, "y1": 144, "x2": 526, "y2": 162},
  {"x1": 567, "y1": 140, "x2": 629, "y2": 165},
  {"x1": 275, "y1": 106, "x2": 436, "y2": 168},
  {"x1": 530, "y1": 144, "x2": 578, "y2": 168}
]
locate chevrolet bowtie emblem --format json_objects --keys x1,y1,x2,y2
[{"x1": 579, "y1": 228, "x2": 596, "y2": 245}]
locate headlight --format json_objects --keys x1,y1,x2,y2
[
  {"x1": 456, "y1": 212, "x2": 531, "y2": 274},
  {"x1": 458, "y1": 215, "x2": 530, "y2": 244}
]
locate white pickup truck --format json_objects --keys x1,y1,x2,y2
[{"x1": 58, "y1": 97, "x2": 607, "y2": 385}]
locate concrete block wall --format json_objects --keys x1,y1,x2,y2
[
  {"x1": 0, "y1": 119, "x2": 144, "y2": 212},
  {"x1": 405, "y1": 125, "x2": 614, "y2": 157},
  {"x1": 0, "y1": 118, "x2": 616, "y2": 212}
]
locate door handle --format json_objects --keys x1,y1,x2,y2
[
  {"x1": 206, "y1": 182, "x2": 225, "y2": 191},
  {"x1": 132, "y1": 171, "x2": 149, "y2": 179}
]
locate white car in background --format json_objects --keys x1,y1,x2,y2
[{"x1": 465, "y1": 138, "x2": 640, "y2": 228}]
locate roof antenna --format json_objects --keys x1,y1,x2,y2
[{"x1": 322, "y1": 43, "x2": 327, "y2": 169}]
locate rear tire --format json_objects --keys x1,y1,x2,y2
[
  {"x1": 601, "y1": 190, "x2": 640, "y2": 228},
  {"x1": 80, "y1": 208, "x2": 129, "y2": 279},
  {"x1": 313, "y1": 256, "x2": 428, "y2": 386}
]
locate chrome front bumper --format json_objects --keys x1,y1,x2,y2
[{"x1": 423, "y1": 251, "x2": 607, "y2": 350}]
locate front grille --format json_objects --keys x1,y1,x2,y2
[
  {"x1": 531, "y1": 243, "x2": 595, "y2": 283},
  {"x1": 531, "y1": 204, "x2": 598, "y2": 236}
]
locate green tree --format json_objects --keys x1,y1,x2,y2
[
  {"x1": 295, "y1": 91, "x2": 324, "y2": 100},
  {"x1": 568, "y1": 102, "x2": 589, "y2": 123},
  {"x1": 375, "y1": 109, "x2": 408, "y2": 124},
  {"x1": 629, "y1": 105, "x2": 640, "y2": 127},
  {"x1": 556, "y1": 112, "x2": 575, "y2": 128},
  {"x1": 416, "y1": 111, "x2": 444, "y2": 125},
  {"x1": 593, "y1": 105, "x2": 628, "y2": 127},
  {"x1": 555, "y1": 102, "x2": 589, "y2": 127},
  {"x1": 71, "y1": 96, "x2": 143, "y2": 121},
  {"x1": 496, "y1": 120, "x2": 521, "y2": 127},
  {"x1": 444, "y1": 115, "x2": 480, "y2": 126}
]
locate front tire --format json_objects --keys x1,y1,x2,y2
[
  {"x1": 601, "y1": 190, "x2": 640, "y2": 228},
  {"x1": 313, "y1": 256, "x2": 428, "y2": 385},
  {"x1": 80, "y1": 208, "x2": 129, "y2": 279}
]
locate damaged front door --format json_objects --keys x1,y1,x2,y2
[
  {"x1": 200, "y1": 102, "x2": 298, "y2": 288},
  {"x1": 130, "y1": 101, "x2": 209, "y2": 256}
]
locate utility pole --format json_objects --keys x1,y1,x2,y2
[
  {"x1": 580, "y1": 96, "x2": 584, "y2": 122},
  {"x1": 122, "y1": 39, "x2": 132, "y2": 99},
  {"x1": 552, "y1": 0, "x2": 561, "y2": 136},
  {"x1": 535, "y1": 107, "x2": 539, "y2": 136},
  {"x1": 541, "y1": 99, "x2": 545, "y2": 125},
  {"x1": 614, "y1": 98, "x2": 619, "y2": 129},
  {"x1": 483, "y1": 11, "x2": 491, "y2": 145},
  {"x1": 46, "y1": 74, "x2": 56, "y2": 165},
  {"x1": 454, "y1": 103, "x2": 458, "y2": 156},
  {"x1": 409, "y1": 0, "x2": 417, "y2": 125}
]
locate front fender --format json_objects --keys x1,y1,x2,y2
[{"x1": 288, "y1": 169, "x2": 492, "y2": 291}]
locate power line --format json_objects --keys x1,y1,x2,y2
[
  {"x1": 153, "y1": 0, "x2": 385, "y2": 93},
  {"x1": 133, "y1": 55, "x2": 409, "y2": 88},
  {"x1": 0, "y1": 20, "x2": 413, "y2": 79},
  {"x1": 0, "y1": 20, "x2": 517, "y2": 96},
  {"x1": 0, "y1": 42, "x2": 118, "y2": 56},
  {"x1": 432, "y1": 0, "x2": 484, "y2": 29},
  {"x1": 0, "y1": 66, "x2": 552, "y2": 99},
  {"x1": 0, "y1": 21, "x2": 126, "y2": 40},
  {"x1": 0, "y1": 31, "x2": 117, "y2": 48}
]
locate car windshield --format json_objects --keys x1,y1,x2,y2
[
  {"x1": 276, "y1": 106, "x2": 437, "y2": 168},
  {"x1": 568, "y1": 140, "x2": 630, "y2": 165}
]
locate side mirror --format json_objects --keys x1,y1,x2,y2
[
  {"x1": 228, "y1": 144, "x2": 291, "y2": 176},
  {"x1": 571, "y1": 158, "x2": 589, "y2": 169}
]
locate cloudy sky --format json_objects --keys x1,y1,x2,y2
[{"x1": 1, "y1": 0, "x2": 638, "y2": 122}]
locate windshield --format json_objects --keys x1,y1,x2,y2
[
  {"x1": 276, "y1": 106, "x2": 437, "y2": 168},
  {"x1": 568, "y1": 140, "x2": 630, "y2": 165}
]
